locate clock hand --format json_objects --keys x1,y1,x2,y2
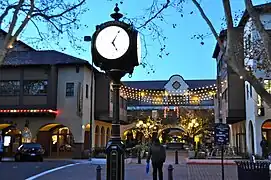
[
  {"x1": 112, "y1": 41, "x2": 118, "y2": 51},
  {"x1": 112, "y1": 30, "x2": 120, "y2": 44}
]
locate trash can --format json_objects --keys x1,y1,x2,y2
[{"x1": 235, "y1": 161, "x2": 270, "y2": 180}]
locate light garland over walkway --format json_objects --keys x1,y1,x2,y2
[{"x1": 120, "y1": 84, "x2": 218, "y2": 105}]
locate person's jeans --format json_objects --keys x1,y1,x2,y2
[{"x1": 152, "y1": 162, "x2": 163, "y2": 180}]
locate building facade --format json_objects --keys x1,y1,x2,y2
[
  {"x1": 242, "y1": 5, "x2": 271, "y2": 156},
  {"x1": 121, "y1": 74, "x2": 216, "y2": 141},
  {"x1": 0, "y1": 32, "x2": 127, "y2": 158},
  {"x1": 213, "y1": 30, "x2": 247, "y2": 155},
  {"x1": 214, "y1": 3, "x2": 271, "y2": 156}
]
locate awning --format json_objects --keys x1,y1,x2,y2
[
  {"x1": 39, "y1": 123, "x2": 61, "y2": 131},
  {"x1": 0, "y1": 124, "x2": 12, "y2": 131}
]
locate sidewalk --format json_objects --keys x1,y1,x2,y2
[{"x1": 34, "y1": 150, "x2": 238, "y2": 180}]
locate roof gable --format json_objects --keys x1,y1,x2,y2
[
  {"x1": 0, "y1": 29, "x2": 35, "y2": 51},
  {"x1": 122, "y1": 76, "x2": 216, "y2": 90}
]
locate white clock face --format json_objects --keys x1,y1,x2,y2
[
  {"x1": 137, "y1": 33, "x2": 141, "y2": 64},
  {"x1": 95, "y1": 26, "x2": 130, "y2": 60}
]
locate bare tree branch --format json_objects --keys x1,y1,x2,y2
[
  {"x1": 137, "y1": 0, "x2": 170, "y2": 29},
  {"x1": 191, "y1": 0, "x2": 224, "y2": 51},
  {"x1": 9, "y1": 0, "x2": 35, "y2": 47},
  {"x1": 0, "y1": 5, "x2": 16, "y2": 28},
  {"x1": 222, "y1": 0, "x2": 234, "y2": 28},
  {"x1": 3, "y1": 0, "x2": 25, "y2": 49},
  {"x1": 32, "y1": 0, "x2": 85, "y2": 20}
]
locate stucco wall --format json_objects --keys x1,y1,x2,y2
[{"x1": 244, "y1": 13, "x2": 271, "y2": 156}]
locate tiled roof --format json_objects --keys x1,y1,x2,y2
[
  {"x1": 122, "y1": 79, "x2": 216, "y2": 90},
  {"x1": 3, "y1": 50, "x2": 88, "y2": 65}
]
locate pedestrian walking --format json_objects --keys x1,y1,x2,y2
[
  {"x1": 260, "y1": 136, "x2": 268, "y2": 159},
  {"x1": 146, "y1": 138, "x2": 166, "y2": 180}
]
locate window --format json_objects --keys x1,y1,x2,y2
[
  {"x1": 123, "y1": 99, "x2": 127, "y2": 110},
  {"x1": 264, "y1": 80, "x2": 271, "y2": 93},
  {"x1": 246, "y1": 84, "x2": 249, "y2": 100},
  {"x1": 222, "y1": 89, "x2": 228, "y2": 102},
  {"x1": 245, "y1": 34, "x2": 251, "y2": 55},
  {"x1": 86, "y1": 84, "x2": 89, "y2": 98},
  {"x1": 0, "y1": 80, "x2": 20, "y2": 96},
  {"x1": 23, "y1": 80, "x2": 47, "y2": 95},
  {"x1": 120, "y1": 97, "x2": 123, "y2": 108},
  {"x1": 66, "y1": 83, "x2": 74, "y2": 97},
  {"x1": 110, "y1": 90, "x2": 113, "y2": 103},
  {"x1": 250, "y1": 84, "x2": 253, "y2": 98},
  {"x1": 76, "y1": 66, "x2": 80, "y2": 73}
]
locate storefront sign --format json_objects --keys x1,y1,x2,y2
[
  {"x1": 152, "y1": 110, "x2": 158, "y2": 120},
  {"x1": 214, "y1": 123, "x2": 229, "y2": 145}
]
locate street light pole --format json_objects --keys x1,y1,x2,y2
[
  {"x1": 84, "y1": 35, "x2": 94, "y2": 160},
  {"x1": 90, "y1": 4, "x2": 141, "y2": 180},
  {"x1": 106, "y1": 69, "x2": 126, "y2": 180}
]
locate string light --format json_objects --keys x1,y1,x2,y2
[
  {"x1": 0, "y1": 109, "x2": 58, "y2": 114},
  {"x1": 120, "y1": 83, "x2": 217, "y2": 105}
]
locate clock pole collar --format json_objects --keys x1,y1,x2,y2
[{"x1": 110, "y1": 3, "x2": 123, "y2": 21}]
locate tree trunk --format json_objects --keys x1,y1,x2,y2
[
  {"x1": 226, "y1": 27, "x2": 271, "y2": 107},
  {"x1": 192, "y1": 0, "x2": 271, "y2": 107},
  {"x1": 0, "y1": 47, "x2": 7, "y2": 65},
  {"x1": 244, "y1": 0, "x2": 271, "y2": 64}
]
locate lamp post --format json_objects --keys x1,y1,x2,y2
[
  {"x1": 90, "y1": 4, "x2": 141, "y2": 180},
  {"x1": 135, "y1": 118, "x2": 160, "y2": 141},
  {"x1": 84, "y1": 35, "x2": 94, "y2": 160},
  {"x1": 188, "y1": 119, "x2": 199, "y2": 149}
]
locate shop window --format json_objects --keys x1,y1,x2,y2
[
  {"x1": 24, "y1": 80, "x2": 48, "y2": 95},
  {"x1": 66, "y1": 82, "x2": 74, "y2": 97},
  {"x1": 0, "y1": 80, "x2": 20, "y2": 96},
  {"x1": 86, "y1": 84, "x2": 89, "y2": 98}
]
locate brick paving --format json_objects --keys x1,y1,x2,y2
[
  {"x1": 187, "y1": 164, "x2": 237, "y2": 180},
  {"x1": 34, "y1": 150, "x2": 239, "y2": 180}
]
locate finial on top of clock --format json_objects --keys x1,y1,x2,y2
[{"x1": 110, "y1": 3, "x2": 123, "y2": 21}]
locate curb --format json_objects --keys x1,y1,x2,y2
[{"x1": 185, "y1": 158, "x2": 236, "y2": 165}]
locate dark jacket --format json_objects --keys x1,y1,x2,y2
[{"x1": 147, "y1": 144, "x2": 166, "y2": 164}]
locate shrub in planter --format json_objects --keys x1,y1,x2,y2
[
  {"x1": 92, "y1": 147, "x2": 106, "y2": 158},
  {"x1": 188, "y1": 150, "x2": 195, "y2": 159}
]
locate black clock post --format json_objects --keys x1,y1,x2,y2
[{"x1": 91, "y1": 4, "x2": 141, "y2": 180}]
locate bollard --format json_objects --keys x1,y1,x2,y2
[
  {"x1": 168, "y1": 164, "x2": 174, "y2": 180},
  {"x1": 175, "y1": 150, "x2": 178, "y2": 164},
  {"x1": 138, "y1": 150, "x2": 141, "y2": 164},
  {"x1": 96, "y1": 165, "x2": 101, "y2": 180},
  {"x1": 250, "y1": 154, "x2": 256, "y2": 163}
]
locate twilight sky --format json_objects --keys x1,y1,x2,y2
[{"x1": 18, "y1": 0, "x2": 270, "y2": 81}]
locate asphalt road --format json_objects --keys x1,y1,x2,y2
[{"x1": 0, "y1": 160, "x2": 73, "y2": 180}]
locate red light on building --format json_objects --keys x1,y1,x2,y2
[{"x1": 0, "y1": 109, "x2": 58, "y2": 114}]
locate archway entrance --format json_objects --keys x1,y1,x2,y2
[
  {"x1": 37, "y1": 124, "x2": 74, "y2": 157},
  {"x1": 0, "y1": 124, "x2": 21, "y2": 157},
  {"x1": 262, "y1": 120, "x2": 271, "y2": 153},
  {"x1": 249, "y1": 121, "x2": 255, "y2": 154}
]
